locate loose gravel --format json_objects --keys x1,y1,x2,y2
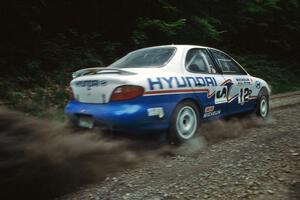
[{"x1": 61, "y1": 92, "x2": 300, "y2": 200}]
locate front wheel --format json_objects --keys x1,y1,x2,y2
[
  {"x1": 256, "y1": 90, "x2": 269, "y2": 118},
  {"x1": 168, "y1": 101, "x2": 200, "y2": 144}
]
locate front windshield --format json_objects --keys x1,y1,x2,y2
[{"x1": 109, "y1": 47, "x2": 176, "y2": 68}]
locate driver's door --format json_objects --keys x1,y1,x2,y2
[
  {"x1": 209, "y1": 49, "x2": 255, "y2": 115},
  {"x1": 183, "y1": 48, "x2": 227, "y2": 120}
]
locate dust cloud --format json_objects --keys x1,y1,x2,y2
[
  {"x1": 201, "y1": 116, "x2": 263, "y2": 143},
  {"x1": 179, "y1": 114, "x2": 270, "y2": 154},
  {"x1": 0, "y1": 109, "x2": 141, "y2": 200},
  {"x1": 0, "y1": 108, "x2": 267, "y2": 200}
]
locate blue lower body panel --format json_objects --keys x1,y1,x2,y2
[
  {"x1": 64, "y1": 95, "x2": 186, "y2": 132},
  {"x1": 64, "y1": 93, "x2": 257, "y2": 133}
]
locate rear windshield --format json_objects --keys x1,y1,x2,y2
[{"x1": 109, "y1": 47, "x2": 176, "y2": 68}]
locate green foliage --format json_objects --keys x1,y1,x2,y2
[
  {"x1": 190, "y1": 17, "x2": 221, "y2": 42},
  {"x1": 242, "y1": 0, "x2": 281, "y2": 13},
  {"x1": 2, "y1": 83, "x2": 69, "y2": 121},
  {"x1": 137, "y1": 18, "x2": 186, "y2": 36},
  {"x1": 40, "y1": 31, "x2": 105, "y2": 70},
  {"x1": 132, "y1": 18, "x2": 186, "y2": 46},
  {"x1": 237, "y1": 55, "x2": 300, "y2": 94}
]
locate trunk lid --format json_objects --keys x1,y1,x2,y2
[{"x1": 71, "y1": 68, "x2": 135, "y2": 103}]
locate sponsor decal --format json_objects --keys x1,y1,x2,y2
[
  {"x1": 236, "y1": 78, "x2": 250, "y2": 82},
  {"x1": 255, "y1": 81, "x2": 261, "y2": 89},
  {"x1": 75, "y1": 80, "x2": 107, "y2": 90},
  {"x1": 147, "y1": 107, "x2": 164, "y2": 118},
  {"x1": 228, "y1": 94, "x2": 239, "y2": 103},
  {"x1": 205, "y1": 106, "x2": 214, "y2": 113},
  {"x1": 238, "y1": 87, "x2": 252, "y2": 104},
  {"x1": 144, "y1": 77, "x2": 231, "y2": 99},
  {"x1": 147, "y1": 76, "x2": 217, "y2": 90},
  {"x1": 101, "y1": 94, "x2": 106, "y2": 103},
  {"x1": 221, "y1": 79, "x2": 232, "y2": 86},
  {"x1": 203, "y1": 110, "x2": 221, "y2": 118},
  {"x1": 215, "y1": 86, "x2": 228, "y2": 104},
  {"x1": 236, "y1": 77, "x2": 251, "y2": 85}
]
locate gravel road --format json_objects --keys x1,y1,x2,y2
[{"x1": 61, "y1": 92, "x2": 300, "y2": 200}]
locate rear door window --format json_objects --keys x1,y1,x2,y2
[
  {"x1": 185, "y1": 48, "x2": 218, "y2": 74},
  {"x1": 210, "y1": 49, "x2": 247, "y2": 75}
]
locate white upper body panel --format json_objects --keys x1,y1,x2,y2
[{"x1": 70, "y1": 45, "x2": 270, "y2": 104}]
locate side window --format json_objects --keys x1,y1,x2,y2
[
  {"x1": 211, "y1": 50, "x2": 247, "y2": 75},
  {"x1": 185, "y1": 49, "x2": 218, "y2": 74}
]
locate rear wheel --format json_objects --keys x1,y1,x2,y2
[
  {"x1": 169, "y1": 101, "x2": 200, "y2": 144},
  {"x1": 256, "y1": 89, "x2": 269, "y2": 118}
]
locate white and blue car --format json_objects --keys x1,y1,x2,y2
[{"x1": 65, "y1": 45, "x2": 270, "y2": 143}]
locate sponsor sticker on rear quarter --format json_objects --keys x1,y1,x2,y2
[{"x1": 205, "y1": 106, "x2": 215, "y2": 113}]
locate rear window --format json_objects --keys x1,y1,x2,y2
[{"x1": 109, "y1": 47, "x2": 176, "y2": 68}]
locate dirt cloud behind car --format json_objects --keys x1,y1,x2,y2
[
  {"x1": 0, "y1": 109, "x2": 146, "y2": 199},
  {"x1": 0, "y1": 108, "x2": 270, "y2": 200}
]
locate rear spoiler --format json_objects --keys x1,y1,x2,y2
[{"x1": 72, "y1": 67, "x2": 136, "y2": 78}]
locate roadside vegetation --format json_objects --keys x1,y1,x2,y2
[{"x1": 0, "y1": 0, "x2": 299, "y2": 120}]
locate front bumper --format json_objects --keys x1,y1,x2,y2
[{"x1": 64, "y1": 99, "x2": 170, "y2": 132}]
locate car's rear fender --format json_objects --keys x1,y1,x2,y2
[{"x1": 65, "y1": 93, "x2": 200, "y2": 131}]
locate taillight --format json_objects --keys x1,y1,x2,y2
[
  {"x1": 66, "y1": 86, "x2": 74, "y2": 99},
  {"x1": 110, "y1": 85, "x2": 144, "y2": 101}
]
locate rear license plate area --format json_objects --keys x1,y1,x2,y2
[{"x1": 78, "y1": 116, "x2": 94, "y2": 129}]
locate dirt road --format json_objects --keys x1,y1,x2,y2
[{"x1": 61, "y1": 92, "x2": 300, "y2": 200}]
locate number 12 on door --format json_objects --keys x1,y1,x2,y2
[{"x1": 239, "y1": 88, "x2": 250, "y2": 104}]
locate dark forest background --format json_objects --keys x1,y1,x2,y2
[{"x1": 0, "y1": 0, "x2": 299, "y2": 119}]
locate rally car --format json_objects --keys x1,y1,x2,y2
[{"x1": 65, "y1": 45, "x2": 270, "y2": 143}]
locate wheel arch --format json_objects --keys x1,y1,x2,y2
[
  {"x1": 255, "y1": 86, "x2": 270, "y2": 108},
  {"x1": 167, "y1": 97, "x2": 202, "y2": 143},
  {"x1": 257, "y1": 87, "x2": 269, "y2": 99},
  {"x1": 180, "y1": 98, "x2": 202, "y2": 112},
  {"x1": 255, "y1": 87, "x2": 270, "y2": 118},
  {"x1": 169, "y1": 97, "x2": 202, "y2": 122}
]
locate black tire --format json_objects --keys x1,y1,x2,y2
[
  {"x1": 256, "y1": 89, "x2": 269, "y2": 118},
  {"x1": 168, "y1": 101, "x2": 200, "y2": 144}
]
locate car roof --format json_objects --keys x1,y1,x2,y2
[{"x1": 131, "y1": 45, "x2": 211, "y2": 52}]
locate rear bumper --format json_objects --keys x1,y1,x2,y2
[{"x1": 64, "y1": 99, "x2": 170, "y2": 132}]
